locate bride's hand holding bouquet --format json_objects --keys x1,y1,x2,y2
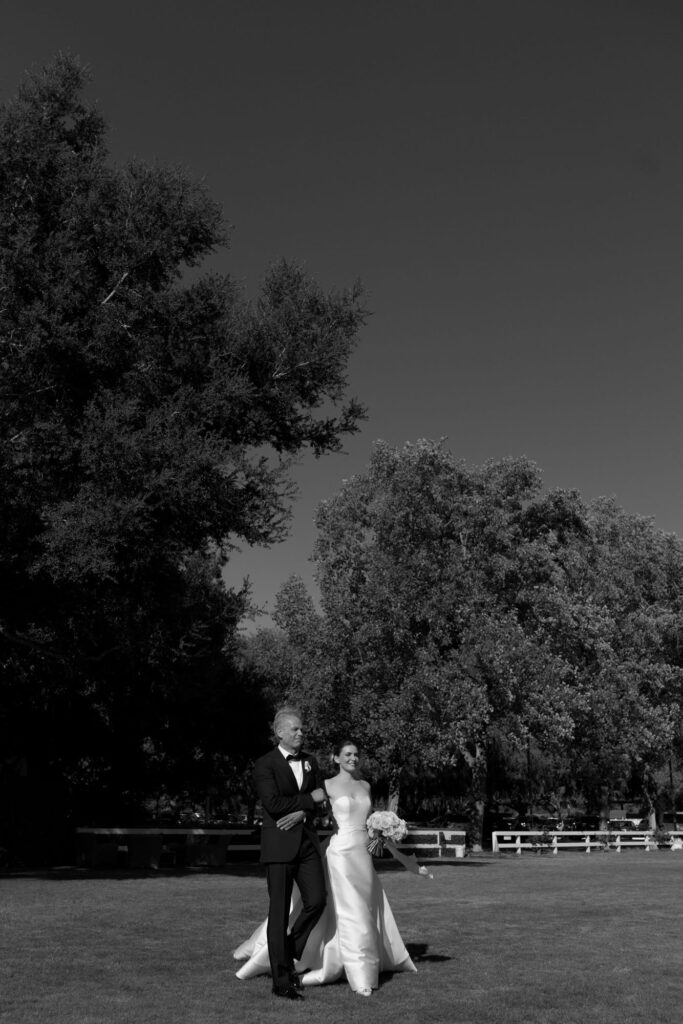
[
  {"x1": 366, "y1": 810, "x2": 432, "y2": 878},
  {"x1": 366, "y1": 810, "x2": 408, "y2": 854}
]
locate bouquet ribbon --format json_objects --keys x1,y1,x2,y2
[{"x1": 384, "y1": 839, "x2": 433, "y2": 879}]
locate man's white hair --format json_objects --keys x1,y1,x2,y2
[{"x1": 272, "y1": 705, "x2": 302, "y2": 740}]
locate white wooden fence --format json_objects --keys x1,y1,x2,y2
[
  {"x1": 491, "y1": 830, "x2": 682, "y2": 855},
  {"x1": 398, "y1": 829, "x2": 467, "y2": 862},
  {"x1": 75, "y1": 826, "x2": 468, "y2": 868}
]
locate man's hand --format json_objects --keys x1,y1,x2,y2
[
  {"x1": 276, "y1": 810, "x2": 306, "y2": 831},
  {"x1": 311, "y1": 788, "x2": 327, "y2": 804}
]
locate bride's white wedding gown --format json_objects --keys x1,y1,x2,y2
[{"x1": 233, "y1": 790, "x2": 417, "y2": 993}]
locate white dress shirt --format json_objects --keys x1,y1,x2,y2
[{"x1": 278, "y1": 744, "x2": 303, "y2": 789}]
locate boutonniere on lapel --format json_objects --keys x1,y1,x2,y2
[{"x1": 304, "y1": 760, "x2": 311, "y2": 773}]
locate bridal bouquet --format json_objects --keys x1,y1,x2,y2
[
  {"x1": 366, "y1": 810, "x2": 408, "y2": 855},
  {"x1": 366, "y1": 811, "x2": 433, "y2": 878}
]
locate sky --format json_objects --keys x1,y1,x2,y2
[{"x1": 4, "y1": 1, "x2": 683, "y2": 627}]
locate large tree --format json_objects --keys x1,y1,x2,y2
[
  {"x1": 563, "y1": 499, "x2": 683, "y2": 826},
  {"x1": 268, "y1": 441, "x2": 588, "y2": 840},
  {"x1": 256, "y1": 440, "x2": 683, "y2": 845},
  {"x1": 0, "y1": 56, "x2": 366, "y2": 858}
]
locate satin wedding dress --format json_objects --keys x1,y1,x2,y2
[{"x1": 233, "y1": 790, "x2": 417, "y2": 993}]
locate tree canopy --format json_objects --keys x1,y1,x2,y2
[
  {"x1": 0, "y1": 55, "x2": 366, "y2": 856},
  {"x1": 249, "y1": 439, "x2": 683, "y2": 843}
]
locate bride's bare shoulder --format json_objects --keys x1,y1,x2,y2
[{"x1": 325, "y1": 776, "x2": 340, "y2": 796}]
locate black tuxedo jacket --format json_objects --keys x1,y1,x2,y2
[{"x1": 253, "y1": 747, "x2": 324, "y2": 863}]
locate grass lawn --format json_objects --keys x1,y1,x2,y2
[{"x1": 2, "y1": 852, "x2": 682, "y2": 1024}]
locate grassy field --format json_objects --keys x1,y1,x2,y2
[{"x1": 2, "y1": 853, "x2": 682, "y2": 1024}]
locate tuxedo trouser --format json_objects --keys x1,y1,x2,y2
[{"x1": 265, "y1": 834, "x2": 326, "y2": 987}]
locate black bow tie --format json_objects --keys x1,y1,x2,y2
[{"x1": 286, "y1": 753, "x2": 302, "y2": 762}]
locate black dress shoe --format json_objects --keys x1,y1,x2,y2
[
  {"x1": 272, "y1": 984, "x2": 304, "y2": 1000},
  {"x1": 289, "y1": 971, "x2": 304, "y2": 990}
]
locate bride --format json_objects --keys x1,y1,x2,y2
[{"x1": 233, "y1": 739, "x2": 417, "y2": 996}]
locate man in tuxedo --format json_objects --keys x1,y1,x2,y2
[{"x1": 253, "y1": 706, "x2": 328, "y2": 1000}]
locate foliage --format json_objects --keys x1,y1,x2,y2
[
  {"x1": 0, "y1": 56, "x2": 366, "y2": 856},
  {"x1": 562, "y1": 499, "x2": 683, "y2": 820},
  {"x1": 247, "y1": 439, "x2": 683, "y2": 845}
]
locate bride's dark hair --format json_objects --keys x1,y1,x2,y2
[{"x1": 332, "y1": 738, "x2": 359, "y2": 758}]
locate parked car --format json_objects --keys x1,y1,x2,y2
[
  {"x1": 177, "y1": 809, "x2": 204, "y2": 825},
  {"x1": 516, "y1": 816, "x2": 560, "y2": 832},
  {"x1": 482, "y1": 810, "x2": 519, "y2": 846},
  {"x1": 562, "y1": 815, "x2": 600, "y2": 831}
]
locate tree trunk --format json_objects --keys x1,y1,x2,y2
[
  {"x1": 387, "y1": 768, "x2": 402, "y2": 812},
  {"x1": 598, "y1": 785, "x2": 611, "y2": 831},
  {"x1": 464, "y1": 741, "x2": 487, "y2": 851},
  {"x1": 669, "y1": 756, "x2": 677, "y2": 830},
  {"x1": 641, "y1": 773, "x2": 659, "y2": 830}
]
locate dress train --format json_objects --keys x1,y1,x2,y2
[{"x1": 233, "y1": 792, "x2": 416, "y2": 992}]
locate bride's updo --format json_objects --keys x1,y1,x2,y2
[
  {"x1": 332, "y1": 738, "x2": 359, "y2": 759},
  {"x1": 329, "y1": 739, "x2": 364, "y2": 780}
]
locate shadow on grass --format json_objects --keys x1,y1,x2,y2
[
  {"x1": 1, "y1": 863, "x2": 268, "y2": 882},
  {"x1": 376, "y1": 859, "x2": 491, "y2": 872},
  {"x1": 4, "y1": 856, "x2": 494, "y2": 882},
  {"x1": 374, "y1": 945, "x2": 451, "y2": 992},
  {"x1": 405, "y1": 942, "x2": 452, "y2": 964}
]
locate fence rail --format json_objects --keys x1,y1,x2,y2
[
  {"x1": 491, "y1": 830, "x2": 682, "y2": 855},
  {"x1": 74, "y1": 827, "x2": 468, "y2": 869}
]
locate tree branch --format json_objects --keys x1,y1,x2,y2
[{"x1": 101, "y1": 270, "x2": 129, "y2": 305}]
